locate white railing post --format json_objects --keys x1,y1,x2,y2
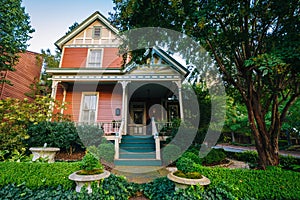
[
  {"x1": 151, "y1": 117, "x2": 161, "y2": 160},
  {"x1": 114, "y1": 119, "x2": 124, "y2": 160}
]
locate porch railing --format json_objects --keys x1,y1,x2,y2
[
  {"x1": 155, "y1": 122, "x2": 174, "y2": 136},
  {"x1": 76, "y1": 121, "x2": 121, "y2": 135}
]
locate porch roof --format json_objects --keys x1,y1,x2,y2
[{"x1": 50, "y1": 73, "x2": 183, "y2": 82}]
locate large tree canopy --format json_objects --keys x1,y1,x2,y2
[
  {"x1": 111, "y1": 0, "x2": 300, "y2": 169},
  {"x1": 0, "y1": 0, "x2": 34, "y2": 82}
]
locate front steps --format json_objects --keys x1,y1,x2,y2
[{"x1": 114, "y1": 135, "x2": 161, "y2": 166}]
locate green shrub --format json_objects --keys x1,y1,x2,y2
[
  {"x1": 192, "y1": 164, "x2": 300, "y2": 199},
  {"x1": 77, "y1": 124, "x2": 104, "y2": 148},
  {"x1": 0, "y1": 162, "x2": 81, "y2": 189},
  {"x1": 279, "y1": 155, "x2": 299, "y2": 171},
  {"x1": 235, "y1": 150, "x2": 259, "y2": 164},
  {"x1": 0, "y1": 96, "x2": 68, "y2": 159},
  {"x1": 79, "y1": 152, "x2": 103, "y2": 172},
  {"x1": 201, "y1": 148, "x2": 227, "y2": 165},
  {"x1": 182, "y1": 151, "x2": 202, "y2": 164},
  {"x1": 162, "y1": 144, "x2": 182, "y2": 165},
  {"x1": 176, "y1": 157, "x2": 196, "y2": 173},
  {"x1": 173, "y1": 171, "x2": 202, "y2": 179},
  {"x1": 103, "y1": 174, "x2": 139, "y2": 199},
  {"x1": 87, "y1": 138, "x2": 115, "y2": 163},
  {"x1": 142, "y1": 177, "x2": 175, "y2": 200},
  {"x1": 97, "y1": 141, "x2": 115, "y2": 163},
  {"x1": 26, "y1": 121, "x2": 83, "y2": 153}
]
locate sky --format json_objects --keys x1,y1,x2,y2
[{"x1": 22, "y1": 0, "x2": 114, "y2": 53}]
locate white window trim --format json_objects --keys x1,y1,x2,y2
[
  {"x1": 79, "y1": 92, "x2": 99, "y2": 123},
  {"x1": 86, "y1": 48, "x2": 104, "y2": 68},
  {"x1": 93, "y1": 26, "x2": 102, "y2": 39}
]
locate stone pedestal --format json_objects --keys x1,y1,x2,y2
[
  {"x1": 29, "y1": 147, "x2": 60, "y2": 163},
  {"x1": 68, "y1": 170, "x2": 110, "y2": 193}
]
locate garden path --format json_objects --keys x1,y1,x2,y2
[{"x1": 214, "y1": 144, "x2": 300, "y2": 158}]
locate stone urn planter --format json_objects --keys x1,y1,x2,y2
[
  {"x1": 29, "y1": 147, "x2": 60, "y2": 163},
  {"x1": 167, "y1": 171, "x2": 211, "y2": 190},
  {"x1": 69, "y1": 152, "x2": 110, "y2": 193},
  {"x1": 69, "y1": 170, "x2": 110, "y2": 193}
]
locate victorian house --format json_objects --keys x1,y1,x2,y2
[{"x1": 46, "y1": 11, "x2": 189, "y2": 166}]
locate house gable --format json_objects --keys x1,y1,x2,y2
[
  {"x1": 125, "y1": 47, "x2": 189, "y2": 78},
  {"x1": 55, "y1": 11, "x2": 119, "y2": 50}
]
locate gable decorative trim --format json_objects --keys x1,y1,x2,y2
[{"x1": 55, "y1": 11, "x2": 119, "y2": 50}]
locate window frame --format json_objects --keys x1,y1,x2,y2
[
  {"x1": 87, "y1": 48, "x2": 103, "y2": 68},
  {"x1": 79, "y1": 92, "x2": 99, "y2": 124},
  {"x1": 92, "y1": 26, "x2": 102, "y2": 39}
]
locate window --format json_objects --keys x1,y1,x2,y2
[
  {"x1": 80, "y1": 93, "x2": 98, "y2": 123},
  {"x1": 93, "y1": 26, "x2": 101, "y2": 38},
  {"x1": 87, "y1": 49, "x2": 103, "y2": 68}
]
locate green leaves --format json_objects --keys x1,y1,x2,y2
[
  {"x1": 0, "y1": 96, "x2": 70, "y2": 159},
  {"x1": 79, "y1": 152, "x2": 103, "y2": 171},
  {"x1": 0, "y1": 0, "x2": 34, "y2": 80},
  {"x1": 26, "y1": 121, "x2": 83, "y2": 154}
]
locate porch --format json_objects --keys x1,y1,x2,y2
[{"x1": 76, "y1": 119, "x2": 175, "y2": 166}]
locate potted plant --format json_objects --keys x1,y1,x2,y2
[
  {"x1": 167, "y1": 156, "x2": 210, "y2": 190},
  {"x1": 68, "y1": 152, "x2": 110, "y2": 193}
]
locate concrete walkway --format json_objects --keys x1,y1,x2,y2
[
  {"x1": 112, "y1": 166, "x2": 169, "y2": 183},
  {"x1": 214, "y1": 144, "x2": 300, "y2": 158}
]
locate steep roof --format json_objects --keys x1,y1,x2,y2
[
  {"x1": 124, "y1": 47, "x2": 190, "y2": 77},
  {"x1": 153, "y1": 47, "x2": 189, "y2": 76},
  {"x1": 55, "y1": 11, "x2": 119, "y2": 50}
]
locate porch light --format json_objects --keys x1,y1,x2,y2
[
  {"x1": 168, "y1": 94, "x2": 178, "y2": 101},
  {"x1": 115, "y1": 108, "x2": 121, "y2": 116}
]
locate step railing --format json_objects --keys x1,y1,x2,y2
[
  {"x1": 151, "y1": 117, "x2": 161, "y2": 160},
  {"x1": 114, "y1": 119, "x2": 125, "y2": 159}
]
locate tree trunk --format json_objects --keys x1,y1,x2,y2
[
  {"x1": 231, "y1": 132, "x2": 235, "y2": 143},
  {"x1": 246, "y1": 99, "x2": 280, "y2": 169},
  {"x1": 253, "y1": 131, "x2": 279, "y2": 169}
]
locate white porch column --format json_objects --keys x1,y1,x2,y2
[
  {"x1": 119, "y1": 81, "x2": 130, "y2": 135},
  {"x1": 49, "y1": 80, "x2": 60, "y2": 121},
  {"x1": 60, "y1": 84, "x2": 67, "y2": 115},
  {"x1": 174, "y1": 81, "x2": 184, "y2": 121},
  {"x1": 50, "y1": 80, "x2": 59, "y2": 101}
]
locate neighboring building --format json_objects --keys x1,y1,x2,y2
[
  {"x1": 46, "y1": 11, "x2": 189, "y2": 166},
  {"x1": 0, "y1": 51, "x2": 42, "y2": 100}
]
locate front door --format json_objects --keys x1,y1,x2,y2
[{"x1": 129, "y1": 102, "x2": 146, "y2": 135}]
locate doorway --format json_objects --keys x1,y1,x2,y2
[{"x1": 129, "y1": 102, "x2": 146, "y2": 135}]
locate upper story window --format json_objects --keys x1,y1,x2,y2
[
  {"x1": 93, "y1": 26, "x2": 101, "y2": 39},
  {"x1": 87, "y1": 49, "x2": 103, "y2": 68}
]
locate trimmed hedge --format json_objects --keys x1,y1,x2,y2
[
  {"x1": 1, "y1": 161, "x2": 299, "y2": 199},
  {"x1": 0, "y1": 175, "x2": 138, "y2": 200},
  {"x1": 0, "y1": 162, "x2": 81, "y2": 189},
  {"x1": 193, "y1": 165, "x2": 300, "y2": 199}
]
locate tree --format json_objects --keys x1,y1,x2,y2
[
  {"x1": 0, "y1": 0, "x2": 34, "y2": 83},
  {"x1": 111, "y1": 0, "x2": 300, "y2": 169},
  {"x1": 65, "y1": 22, "x2": 79, "y2": 35},
  {"x1": 26, "y1": 49, "x2": 61, "y2": 97}
]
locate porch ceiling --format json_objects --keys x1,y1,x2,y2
[{"x1": 130, "y1": 83, "x2": 175, "y2": 99}]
